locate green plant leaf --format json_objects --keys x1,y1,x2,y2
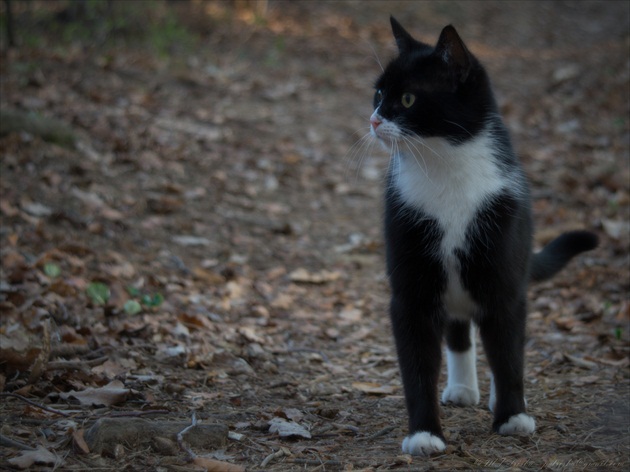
[
  {"x1": 123, "y1": 299, "x2": 142, "y2": 315},
  {"x1": 140, "y1": 293, "x2": 164, "y2": 307},
  {"x1": 43, "y1": 262, "x2": 61, "y2": 278},
  {"x1": 86, "y1": 282, "x2": 110, "y2": 305},
  {"x1": 151, "y1": 293, "x2": 164, "y2": 307}
]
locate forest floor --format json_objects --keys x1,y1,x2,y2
[{"x1": 0, "y1": 1, "x2": 628, "y2": 471}]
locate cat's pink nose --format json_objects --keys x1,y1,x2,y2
[{"x1": 370, "y1": 116, "x2": 382, "y2": 129}]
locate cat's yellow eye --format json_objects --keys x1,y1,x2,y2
[
  {"x1": 401, "y1": 93, "x2": 416, "y2": 108},
  {"x1": 375, "y1": 89, "x2": 384, "y2": 103}
]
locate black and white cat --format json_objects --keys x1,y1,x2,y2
[{"x1": 369, "y1": 17, "x2": 598, "y2": 456}]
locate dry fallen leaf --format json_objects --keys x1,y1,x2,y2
[
  {"x1": 352, "y1": 382, "x2": 397, "y2": 395},
  {"x1": 268, "y1": 417, "x2": 312, "y2": 439},
  {"x1": 563, "y1": 353, "x2": 598, "y2": 370},
  {"x1": 59, "y1": 380, "x2": 130, "y2": 407},
  {"x1": 0, "y1": 328, "x2": 42, "y2": 373},
  {"x1": 8, "y1": 445, "x2": 60, "y2": 469},
  {"x1": 238, "y1": 326, "x2": 265, "y2": 344},
  {"x1": 279, "y1": 407, "x2": 304, "y2": 423},
  {"x1": 289, "y1": 268, "x2": 342, "y2": 284},
  {"x1": 72, "y1": 429, "x2": 91, "y2": 454},
  {"x1": 192, "y1": 457, "x2": 245, "y2": 472}
]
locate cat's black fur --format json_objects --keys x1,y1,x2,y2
[{"x1": 373, "y1": 17, "x2": 598, "y2": 455}]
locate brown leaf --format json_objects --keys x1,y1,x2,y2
[
  {"x1": 91, "y1": 359, "x2": 133, "y2": 378},
  {"x1": 0, "y1": 198, "x2": 20, "y2": 217},
  {"x1": 178, "y1": 312, "x2": 215, "y2": 330},
  {"x1": 28, "y1": 317, "x2": 51, "y2": 383},
  {"x1": 352, "y1": 382, "x2": 397, "y2": 395},
  {"x1": 0, "y1": 323, "x2": 45, "y2": 374},
  {"x1": 238, "y1": 326, "x2": 265, "y2": 344},
  {"x1": 59, "y1": 380, "x2": 130, "y2": 407},
  {"x1": 192, "y1": 266, "x2": 225, "y2": 285},
  {"x1": 289, "y1": 268, "x2": 342, "y2": 284},
  {"x1": 147, "y1": 195, "x2": 183, "y2": 214},
  {"x1": 72, "y1": 429, "x2": 90, "y2": 454},
  {"x1": 192, "y1": 457, "x2": 245, "y2": 472}
]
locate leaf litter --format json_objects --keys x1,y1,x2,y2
[{"x1": 0, "y1": 1, "x2": 628, "y2": 471}]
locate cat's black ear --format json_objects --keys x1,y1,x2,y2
[
  {"x1": 435, "y1": 25, "x2": 472, "y2": 82},
  {"x1": 390, "y1": 16, "x2": 416, "y2": 54}
]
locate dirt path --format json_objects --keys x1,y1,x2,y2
[{"x1": 1, "y1": 1, "x2": 628, "y2": 470}]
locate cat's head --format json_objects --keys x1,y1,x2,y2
[{"x1": 371, "y1": 17, "x2": 496, "y2": 145}]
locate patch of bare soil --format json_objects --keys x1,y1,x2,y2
[{"x1": 1, "y1": 1, "x2": 628, "y2": 470}]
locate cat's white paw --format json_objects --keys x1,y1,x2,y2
[
  {"x1": 441, "y1": 384, "x2": 480, "y2": 406},
  {"x1": 498, "y1": 413, "x2": 536, "y2": 435},
  {"x1": 402, "y1": 432, "x2": 446, "y2": 456}
]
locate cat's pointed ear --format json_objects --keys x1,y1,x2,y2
[
  {"x1": 390, "y1": 16, "x2": 416, "y2": 54},
  {"x1": 435, "y1": 25, "x2": 472, "y2": 82}
]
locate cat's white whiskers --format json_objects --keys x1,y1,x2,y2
[
  {"x1": 388, "y1": 140, "x2": 399, "y2": 191},
  {"x1": 344, "y1": 130, "x2": 375, "y2": 182},
  {"x1": 367, "y1": 42, "x2": 385, "y2": 72},
  {"x1": 408, "y1": 135, "x2": 451, "y2": 167},
  {"x1": 444, "y1": 119, "x2": 474, "y2": 138},
  {"x1": 399, "y1": 136, "x2": 432, "y2": 183}
]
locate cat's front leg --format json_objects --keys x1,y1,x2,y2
[
  {"x1": 479, "y1": 300, "x2": 535, "y2": 435},
  {"x1": 390, "y1": 295, "x2": 446, "y2": 456}
]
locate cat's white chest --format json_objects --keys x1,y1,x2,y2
[{"x1": 393, "y1": 132, "x2": 506, "y2": 319}]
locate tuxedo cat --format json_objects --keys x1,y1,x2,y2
[{"x1": 370, "y1": 17, "x2": 598, "y2": 456}]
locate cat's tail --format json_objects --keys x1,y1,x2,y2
[{"x1": 530, "y1": 230, "x2": 598, "y2": 282}]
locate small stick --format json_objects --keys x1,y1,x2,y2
[
  {"x1": 0, "y1": 433, "x2": 36, "y2": 451},
  {"x1": 49, "y1": 343, "x2": 90, "y2": 359},
  {"x1": 0, "y1": 392, "x2": 70, "y2": 417},
  {"x1": 359, "y1": 425, "x2": 396, "y2": 441},
  {"x1": 261, "y1": 448, "x2": 285, "y2": 467},
  {"x1": 177, "y1": 412, "x2": 198, "y2": 460},
  {"x1": 290, "y1": 459, "x2": 343, "y2": 467},
  {"x1": 332, "y1": 422, "x2": 360, "y2": 434},
  {"x1": 108, "y1": 409, "x2": 170, "y2": 418}
]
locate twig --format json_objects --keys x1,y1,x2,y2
[
  {"x1": 359, "y1": 425, "x2": 396, "y2": 441},
  {"x1": 177, "y1": 412, "x2": 198, "y2": 460},
  {"x1": 290, "y1": 459, "x2": 343, "y2": 467},
  {"x1": 0, "y1": 392, "x2": 70, "y2": 417},
  {"x1": 108, "y1": 409, "x2": 170, "y2": 417},
  {"x1": 576, "y1": 426, "x2": 606, "y2": 449},
  {"x1": 49, "y1": 343, "x2": 91, "y2": 359},
  {"x1": 261, "y1": 448, "x2": 286, "y2": 468},
  {"x1": 0, "y1": 433, "x2": 37, "y2": 451},
  {"x1": 332, "y1": 422, "x2": 360, "y2": 434}
]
